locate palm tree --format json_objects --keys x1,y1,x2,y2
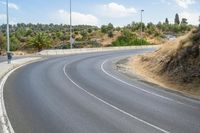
[{"x1": 29, "y1": 32, "x2": 52, "y2": 52}]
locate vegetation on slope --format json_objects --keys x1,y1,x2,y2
[
  {"x1": 130, "y1": 27, "x2": 200, "y2": 97},
  {"x1": 0, "y1": 14, "x2": 194, "y2": 54},
  {"x1": 112, "y1": 30, "x2": 148, "y2": 46}
]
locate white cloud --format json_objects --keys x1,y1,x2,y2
[
  {"x1": 0, "y1": 1, "x2": 19, "y2": 10},
  {"x1": 174, "y1": 0, "x2": 195, "y2": 8},
  {"x1": 55, "y1": 9, "x2": 98, "y2": 26},
  {"x1": 100, "y1": 2, "x2": 137, "y2": 18},
  {"x1": 180, "y1": 11, "x2": 200, "y2": 25}
]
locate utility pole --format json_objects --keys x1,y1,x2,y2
[
  {"x1": 70, "y1": 0, "x2": 73, "y2": 49},
  {"x1": 140, "y1": 10, "x2": 144, "y2": 39},
  {"x1": 140, "y1": 10, "x2": 144, "y2": 45},
  {"x1": 6, "y1": 0, "x2": 11, "y2": 64}
]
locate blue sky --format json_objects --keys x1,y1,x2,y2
[{"x1": 0, "y1": 0, "x2": 199, "y2": 26}]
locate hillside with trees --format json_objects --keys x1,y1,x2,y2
[{"x1": 0, "y1": 13, "x2": 194, "y2": 55}]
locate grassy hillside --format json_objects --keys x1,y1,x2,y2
[
  {"x1": 0, "y1": 21, "x2": 193, "y2": 54},
  {"x1": 129, "y1": 27, "x2": 200, "y2": 98}
]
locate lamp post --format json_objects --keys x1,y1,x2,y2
[
  {"x1": 6, "y1": 0, "x2": 11, "y2": 64},
  {"x1": 69, "y1": 0, "x2": 73, "y2": 49},
  {"x1": 140, "y1": 10, "x2": 144, "y2": 39}
]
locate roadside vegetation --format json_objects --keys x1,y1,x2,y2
[
  {"x1": 129, "y1": 27, "x2": 200, "y2": 98},
  {"x1": 112, "y1": 30, "x2": 148, "y2": 46},
  {"x1": 0, "y1": 13, "x2": 193, "y2": 54}
]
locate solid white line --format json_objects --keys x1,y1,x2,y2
[
  {"x1": 63, "y1": 64, "x2": 170, "y2": 133},
  {"x1": 101, "y1": 59, "x2": 199, "y2": 109},
  {"x1": 0, "y1": 65, "x2": 26, "y2": 133},
  {"x1": 101, "y1": 60, "x2": 174, "y2": 101},
  {"x1": 0, "y1": 58, "x2": 42, "y2": 133}
]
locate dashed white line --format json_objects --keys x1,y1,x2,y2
[{"x1": 63, "y1": 63, "x2": 170, "y2": 133}]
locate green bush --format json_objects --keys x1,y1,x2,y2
[{"x1": 112, "y1": 30, "x2": 148, "y2": 46}]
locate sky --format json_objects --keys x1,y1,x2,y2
[{"x1": 0, "y1": 0, "x2": 199, "y2": 27}]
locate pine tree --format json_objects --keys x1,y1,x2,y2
[
  {"x1": 175, "y1": 13, "x2": 180, "y2": 25},
  {"x1": 165, "y1": 18, "x2": 169, "y2": 24}
]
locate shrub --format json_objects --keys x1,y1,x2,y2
[{"x1": 112, "y1": 30, "x2": 148, "y2": 46}]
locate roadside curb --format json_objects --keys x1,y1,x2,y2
[
  {"x1": 0, "y1": 57, "x2": 43, "y2": 133},
  {"x1": 39, "y1": 45, "x2": 160, "y2": 56}
]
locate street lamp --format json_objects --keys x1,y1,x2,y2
[
  {"x1": 140, "y1": 10, "x2": 144, "y2": 39},
  {"x1": 6, "y1": 0, "x2": 11, "y2": 64},
  {"x1": 69, "y1": 0, "x2": 73, "y2": 49}
]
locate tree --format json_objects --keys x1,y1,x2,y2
[
  {"x1": 0, "y1": 32, "x2": 5, "y2": 54},
  {"x1": 107, "y1": 23, "x2": 114, "y2": 31},
  {"x1": 101, "y1": 23, "x2": 114, "y2": 33},
  {"x1": 165, "y1": 18, "x2": 169, "y2": 24},
  {"x1": 28, "y1": 32, "x2": 52, "y2": 52},
  {"x1": 175, "y1": 13, "x2": 180, "y2": 25},
  {"x1": 147, "y1": 22, "x2": 155, "y2": 29},
  {"x1": 87, "y1": 28, "x2": 92, "y2": 33},
  {"x1": 101, "y1": 25, "x2": 107, "y2": 33},
  {"x1": 115, "y1": 27, "x2": 121, "y2": 31},
  {"x1": 181, "y1": 18, "x2": 188, "y2": 25},
  {"x1": 157, "y1": 22, "x2": 162, "y2": 29},
  {"x1": 108, "y1": 30, "x2": 113, "y2": 38},
  {"x1": 80, "y1": 30, "x2": 88, "y2": 40},
  {"x1": 10, "y1": 35, "x2": 21, "y2": 51},
  {"x1": 130, "y1": 22, "x2": 142, "y2": 31},
  {"x1": 0, "y1": 33, "x2": 5, "y2": 46},
  {"x1": 147, "y1": 22, "x2": 156, "y2": 35}
]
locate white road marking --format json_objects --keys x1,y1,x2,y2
[
  {"x1": 63, "y1": 64, "x2": 170, "y2": 133},
  {"x1": 101, "y1": 59, "x2": 199, "y2": 109},
  {"x1": 0, "y1": 65, "x2": 26, "y2": 133},
  {"x1": 0, "y1": 58, "x2": 42, "y2": 133}
]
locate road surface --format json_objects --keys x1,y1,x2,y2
[{"x1": 4, "y1": 48, "x2": 200, "y2": 133}]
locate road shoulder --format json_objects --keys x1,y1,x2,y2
[
  {"x1": 0, "y1": 57, "x2": 42, "y2": 133},
  {"x1": 115, "y1": 56, "x2": 200, "y2": 101}
]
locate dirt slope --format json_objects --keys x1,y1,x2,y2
[
  {"x1": 101, "y1": 31, "x2": 121, "y2": 46},
  {"x1": 129, "y1": 28, "x2": 200, "y2": 98}
]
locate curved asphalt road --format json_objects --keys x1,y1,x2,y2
[{"x1": 4, "y1": 48, "x2": 200, "y2": 133}]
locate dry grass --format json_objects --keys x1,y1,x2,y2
[
  {"x1": 129, "y1": 28, "x2": 200, "y2": 98},
  {"x1": 101, "y1": 31, "x2": 121, "y2": 46},
  {"x1": 146, "y1": 36, "x2": 166, "y2": 45}
]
